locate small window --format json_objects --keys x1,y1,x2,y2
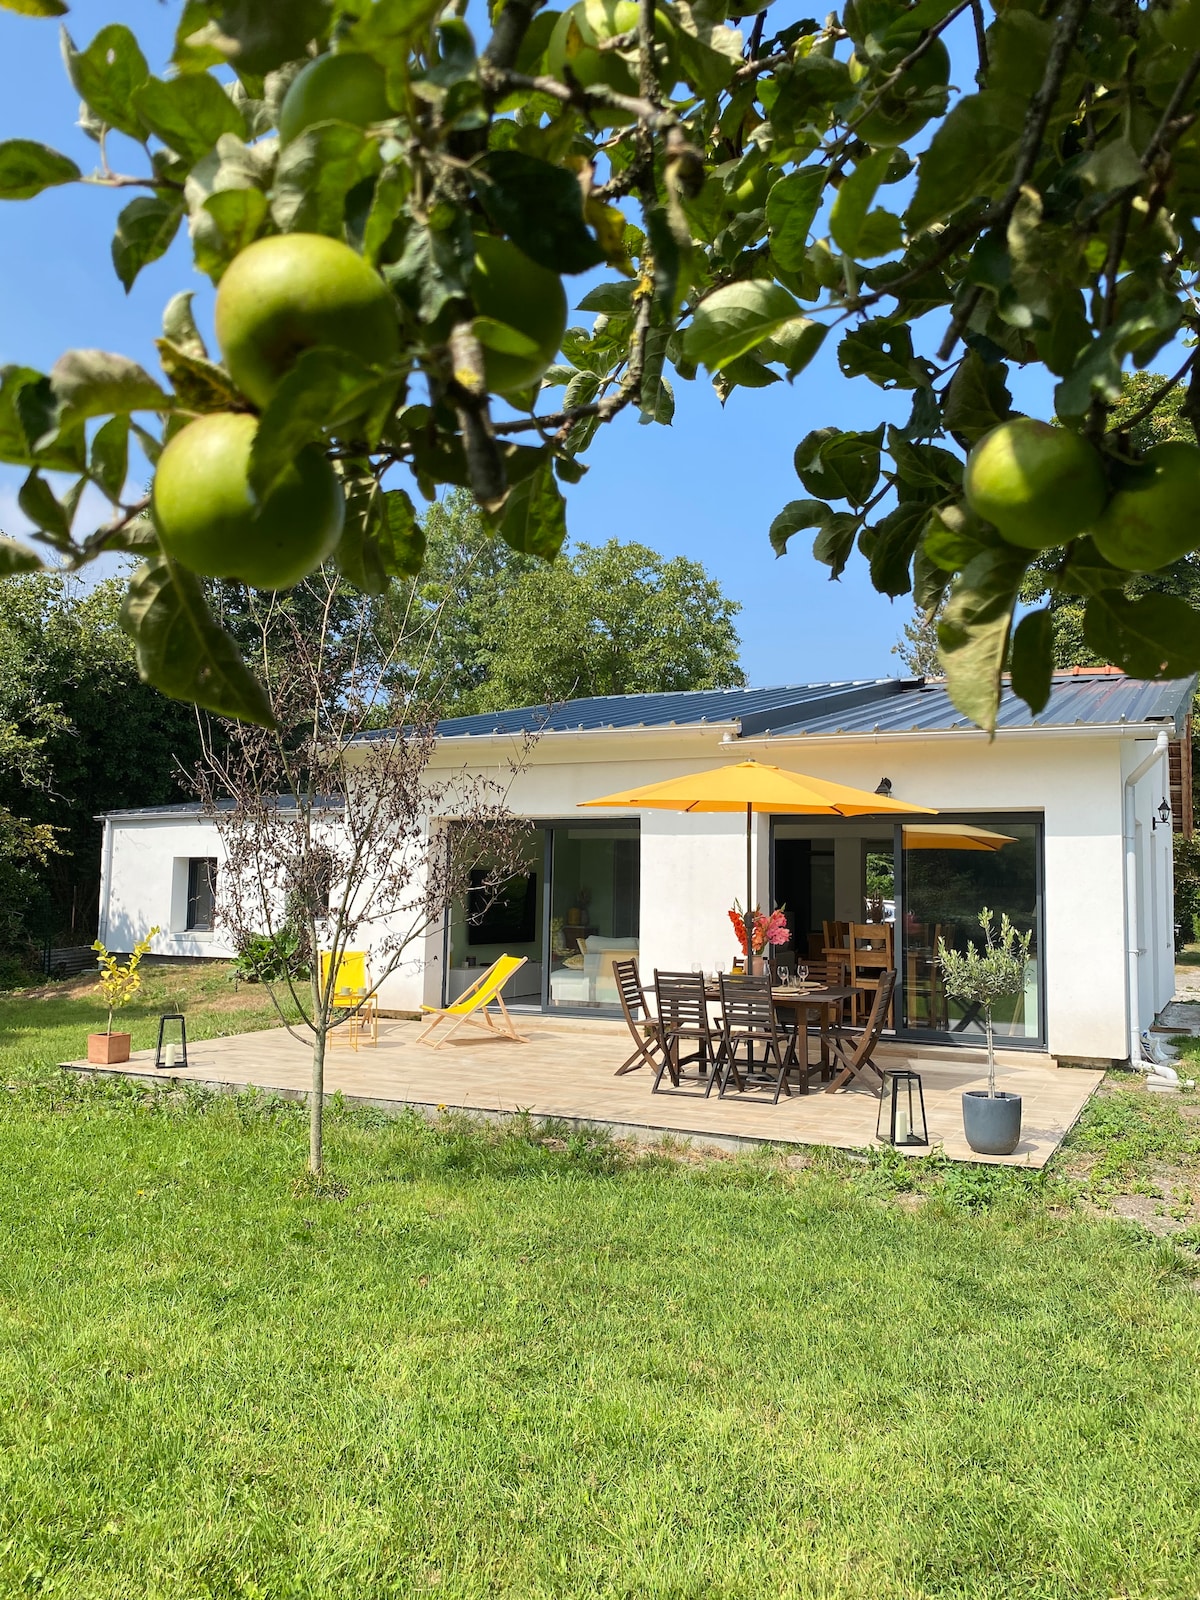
[{"x1": 186, "y1": 858, "x2": 218, "y2": 931}]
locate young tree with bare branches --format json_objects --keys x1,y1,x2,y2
[{"x1": 194, "y1": 569, "x2": 531, "y2": 1172}]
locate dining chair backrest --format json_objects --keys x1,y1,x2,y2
[
  {"x1": 719, "y1": 972, "x2": 775, "y2": 1034},
  {"x1": 654, "y1": 971, "x2": 710, "y2": 1035},
  {"x1": 857, "y1": 969, "x2": 896, "y2": 1051},
  {"x1": 848, "y1": 922, "x2": 894, "y2": 967},
  {"x1": 827, "y1": 968, "x2": 896, "y2": 1091},
  {"x1": 614, "y1": 958, "x2": 649, "y2": 1024},
  {"x1": 824, "y1": 919, "x2": 850, "y2": 951}
]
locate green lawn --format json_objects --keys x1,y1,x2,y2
[
  {"x1": 1, "y1": 971, "x2": 1199, "y2": 1597},
  {"x1": 0, "y1": 960, "x2": 299, "y2": 1085}
]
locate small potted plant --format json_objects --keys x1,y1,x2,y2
[
  {"x1": 938, "y1": 910, "x2": 1032, "y2": 1156},
  {"x1": 88, "y1": 927, "x2": 160, "y2": 1065}
]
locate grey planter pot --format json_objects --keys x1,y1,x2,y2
[{"x1": 961, "y1": 1090, "x2": 1023, "y2": 1156}]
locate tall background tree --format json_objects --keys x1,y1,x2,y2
[
  {"x1": 411, "y1": 491, "x2": 744, "y2": 715},
  {"x1": 1, "y1": 0, "x2": 1200, "y2": 740},
  {"x1": 0, "y1": 574, "x2": 203, "y2": 964}
]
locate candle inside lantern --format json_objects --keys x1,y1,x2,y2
[
  {"x1": 895, "y1": 1101, "x2": 910, "y2": 1143},
  {"x1": 164, "y1": 1043, "x2": 177, "y2": 1069}
]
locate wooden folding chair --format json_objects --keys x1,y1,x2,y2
[
  {"x1": 847, "y1": 922, "x2": 895, "y2": 1026},
  {"x1": 652, "y1": 971, "x2": 721, "y2": 1095},
  {"x1": 825, "y1": 970, "x2": 896, "y2": 1093},
  {"x1": 416, "y1": 954, "x2": 528, "y2": 1049},
  {"x1": 612, "y1": 958, "x2": 665, "y2": 1077},
  {"x1": 717, "y1": 973, "x2": 796, "y2": 1103},
  {"x1": 320, "y1": 950, "x2": 380, "y2": 1049}
]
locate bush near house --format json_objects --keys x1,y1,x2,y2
[{"x1": 1174, "y1": 833, "x2": 1200, "y2": 945}]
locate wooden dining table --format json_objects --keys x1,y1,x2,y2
[{"x1": 702, "y1": 981, "x2": 854, "y2": 1090}]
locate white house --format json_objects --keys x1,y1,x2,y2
[{"x1": 97, "y1": 668, "x2": 1194, "y2": 1067}]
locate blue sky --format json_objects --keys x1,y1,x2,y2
[{"x1": 0, "y1": 2, "x2": 1046, "y2": 686}]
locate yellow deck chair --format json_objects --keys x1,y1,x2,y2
[
  {"x1": 416, "y1": 954, "x2": 528, "y2": 1049},
  {"x1": 320, "y1": 950, "x2": 379, "y2": 1049}
]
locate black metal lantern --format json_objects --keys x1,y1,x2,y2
[
  {"x1": 1154, "y1": 798, "x2": 1172, "y2": 829},
  {"x1": 877, "y1": 1069, "x2": 928, "y2": 1147},
  {"x1": 154, "y1": 1013, "x2": 189, "y2": 1071}
]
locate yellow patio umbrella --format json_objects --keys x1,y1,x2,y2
[
  {"x1": 579, "y1": 759, "x2": 936, "y2": 955},
  {"x1": 901, "y1": 823, "x2": 1016, "y2": 852}
]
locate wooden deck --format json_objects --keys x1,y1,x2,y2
[{"x1": 62, "y1": 1017, "x2": 1102, "y2": 1168}]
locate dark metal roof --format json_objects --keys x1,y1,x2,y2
[
  {"x1": 363, "y1": 671, "x2": 1194, "y2": 743},
  {"x1": 355, "y1": 680, "x2": 921, "y2": 741},
  {"x1": 766, "y1": 673, "x2": 1196, "y2": 738}
]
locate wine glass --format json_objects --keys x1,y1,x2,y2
[
  {"x1": 797, "y1": 963, "x2": 809, "y2": 986},
  {"x1": 776, "y1": 963, "x2": 791, "y2": 988}
]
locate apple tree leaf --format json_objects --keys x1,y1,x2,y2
[
  {"x1": 493, "y1": 449, "x2": 567, "y2": 560},
  {"x1": 0, "y1": 534, "x2": 44, "y2": 573},
  {"x1": 90, "y1": 414, "x2": 129, "y2": 501},
  {"x1": 476, "y1": 152, "x2": 605, "y2": 275},
  {"x1": 937, "y1": 546, "x2": 1030, "y2": 732},
  {"x1": 61, "y1": 24, "x2": 150, "y2": 141},
  {"x1": 794, "y1": 426, "x2": 884, "y2": 507},
  {"x1": 131, "y1": 73, "x2": 245, "y2": 164},
  {"x1": 682, "y1": 281, "x2": 801, "y2": 373},
  {"x1": 111, "y1": 196, "x2": 184, "y2": 291},
  {"x1": 121, "y1": 554, "x2": 276, "y2": 727},
  {"x1": 1009, "y1": 607, "x2": 1054, "y2": 715},
  {"x1": 50, "y1": 349, "x2": 170, "y2": 427},
  {"x1": 0, "y1": 139, "x2": 79, "y2": 199}
]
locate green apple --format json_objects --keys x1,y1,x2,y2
[
  {"x1": 215, "y1": 233, "x2": 400, "y2": 410},
  {"x1": 468, "y1": 235, "x2": 568, "y2": 396},
  {"x1": 963, "y1": 418, "x2": 1110, "y2": 550},
  {"x1": 1091, "y1": 441, "x2": 1200, "y2": 571},
  {"x1": 848, "y1": 38, "x2": 951, "y2": 146},
  {"x1": 152, "y1": 412, "x2": 345, "y2": 590},
  {"x1": 278, "y1": 52, "x2": 393, "y2": 144}
]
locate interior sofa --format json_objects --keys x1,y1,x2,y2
[{"x1": 548, "y1": 935, "x2": 639, "y2": 1006}]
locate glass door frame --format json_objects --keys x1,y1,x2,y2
[
  {"x1": 542, "y1": 816, "x2": 641, "y2": 1016},
  {"x1": 892, "y1": 810, "x2": 1046, "y2": 1051},
  {"x1": 769, "y1": 810, "x2": 1047, "y2": 1051},
  {"x1": 441, "y1": 817, "x2": 641, "y2": 1015}
]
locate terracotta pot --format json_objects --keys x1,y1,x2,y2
[{"x1": 88, "y1": 1032, "x2": 131, "y2": 1065}]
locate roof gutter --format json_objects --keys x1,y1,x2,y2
[
  {"x1": 358, "y1": 721, "x2": 744, "y2": 754},
  {"x1": 727, "y1": 720, "x2": 1180, "y2": 747},
  {"x1": 93, "y1": 807, "x2": 214, "y2": 823}
]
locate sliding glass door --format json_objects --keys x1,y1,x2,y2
[
  {"x1": 442, "y1": 820, "x2": 640, "y2": 1013},
  {"x1": 546, "y1": 823, "x2": 640, "y2": 1011},
  {"x1": 898, "y1": 816, "x2": 1043, "y2": 1046},
  {"x1": 768, "y1": 812, "x2": 1045, "y2": 1047}
]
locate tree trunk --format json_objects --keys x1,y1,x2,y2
[
  {"x1": 985, "y1": 1007, "x2": 996, "y2": 1099},
  {"x1": 310, "y1": 1025, "x2": 326, "y2": 1173}
]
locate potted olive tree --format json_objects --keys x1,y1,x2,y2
[
  {"x1": 88, "y1": 928, "x2": 159, "y2": 1065},
  {"x1": 938, "y1": 910, "x2": 1032, "y2": 1156}
]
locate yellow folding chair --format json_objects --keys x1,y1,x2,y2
[
  {"x1": 416, "y1": 955, "x2": 529, "y2": 1049},
  {"x1": 320, "y1": 950, "x2": 379, "y2": 1049}
]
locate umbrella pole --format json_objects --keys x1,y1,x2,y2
[{"x1": 746, "y1": 802, "x2": 753, "y2": 974}]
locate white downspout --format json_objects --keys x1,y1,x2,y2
[
  {"x1": 97, "y1": 815, "x2": 115, "y2": 948},
  {"x1": 1124, "y1": 731, "x2": 1169, "y2": 1068}
]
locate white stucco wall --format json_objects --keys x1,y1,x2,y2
[
  {"x1": 99, "y1": 814, "x2": 235, "y2": 960},
  {"x1": 97, "y1": 720, "x2": 1179, "y2": 1061}
]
